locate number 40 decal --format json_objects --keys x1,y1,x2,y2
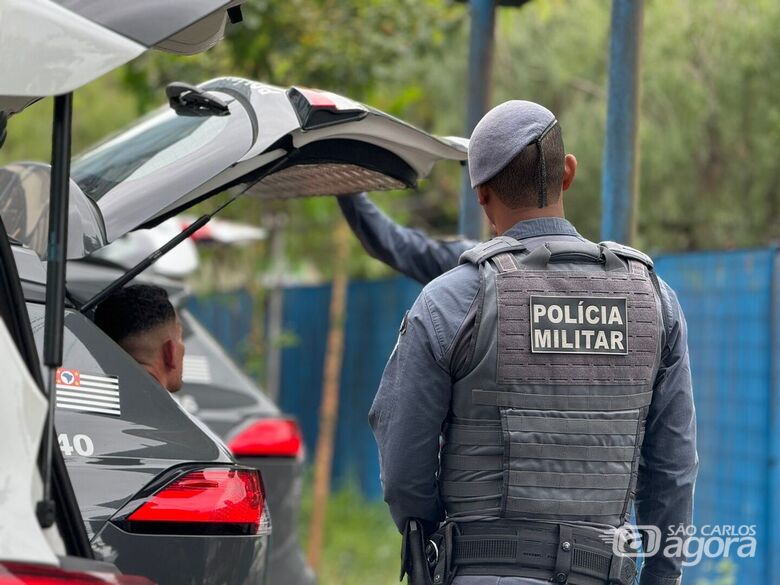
[{"x1": 58, "y1": 433, "x2": 95, "y2": 457}]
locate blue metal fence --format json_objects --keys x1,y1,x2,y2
[
  {"x1": 275, "y1": 277, "x2": 422, "y2": 498},
  {"x1": 655, "y1": 249, "x2": 778, "y2": 584},
  {"x1": 186, "y1": 289, "x2": 255, "y2": 360},
  {"x1": 189, "y1": 249, "x2": 779, "y2": 583}
]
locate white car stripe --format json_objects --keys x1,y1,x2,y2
[
  {"x1": 56, "y1": 384, "x2": 119, "y2": 396},
  {"x1": 56, "y1": 390, "x2": 120, "y2": 404},
  {"x1": 56, "y1": 403, "x2": 121, "y2": 416}
]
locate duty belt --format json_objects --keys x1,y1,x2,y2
[{"x1": 441, "y1": 521, "x2": 636, "y2": 585}]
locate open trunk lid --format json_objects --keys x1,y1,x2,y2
[{"x1": 0, "y1": 78, "x2": 468, "y2": 259}]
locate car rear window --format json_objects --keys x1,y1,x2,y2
[{"x1": 72, "y1": 109, "x2": 231, "y2": 202}]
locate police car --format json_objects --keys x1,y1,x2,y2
[
  {"x1": 0, "y1": 77, "x2": 467, "y2": 584},
  {"x1": 1, "y1": 2, "x2": 258, "y2": 582},
  {"x1": 66, "y1": 256, "x2": 315, "y2": 585},
  {"x1": 0, "y1": 209, "x2": 157, "y2": 585}
]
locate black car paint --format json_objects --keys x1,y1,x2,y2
[
  {"x1": 67, "y1": 260, "x2": 314, "y2": 585},
  {"x1": 15, "y1": 247, "x2": 270, "y2": 585}
]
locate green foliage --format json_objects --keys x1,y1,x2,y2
[
  {"x1": 694, "y1": 558, "x2": 738, "y2": 585},
  {"x1": 639, "y1": 0, "x2": 780, "y2": 251},
  {"x1": 0, "y1": 71, "x2": 140, "y2": 164},
  {"x1": 4, "y1": 0, "x2": 780, "y2": 271},
  {"x1": 490, "y1": 0, "x2": 780, "y2": 251},
  {"x1": 299, "y1": 483, "x2": 400, "y2": 585}
]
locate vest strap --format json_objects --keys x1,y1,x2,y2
[
  {"x1": 554, "y1": 524, "x2": 573, "y2": 584},
  {"x1": 509, "y1": 470, "x2": 630, "y2": 490},
  {"x1": 504, "y1": 415, "x2": 639, "y2": 436},
  {"x1": 508, "y1": 442, "x2": 636, "y2": 463},
  {"x1": 505, "y1": 496, "x2": 625, "y2": 516},
  {"x1": 446, "y1": 425, "x2": 503, "y2": 445},
  {"x1": 473, "y1": 389, "x2": 654, "y2": 410},
  {"x1": 519, "y1": 241, "x2": 625, "y2": 271},
  {"x1": 441, "y1": 453, "x2": 503, "y2": 471},
  {"x1": 492, "y1": 252, "x2": 518, "y2": 273},
  {"x1": 439, "y1": 479, "x2": 502, "y2": 497},
  {"x1": 599, "y1": 240, "x2": 654, "y2": 269},
  {"x1": 459, "y1": 236, "x2": 527, "y2": 265},
  {"x1": 445, "y1": 521, "x2": 637, "y2": 585}
]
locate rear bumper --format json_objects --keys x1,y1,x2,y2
[
  {"x1": 91, "y1": 521, "x2": 269, "y2": 585},
  {"x1": 238, "y1": 456, "x2": 315, "y2": 585}
]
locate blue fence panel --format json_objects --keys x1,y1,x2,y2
[
  {"x1": 278, "y1": 276, "x2": 422, "y2": 498},
  {"x1": 771, "y1": 252, "x2": 780, "y2": 585},
  {"x1": 656, "y1": 249, "x2": 775, "y2": 585},
  {"x1": 185, "y1": 289, "x2": 255, "y2": 361}
]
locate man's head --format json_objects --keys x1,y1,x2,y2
[
  {"x1": 95, "y1": 284, "x2": 185, "y2": 393},
  {"x1": 468, "y1": 100, "x2": 578, "y2": 234}
]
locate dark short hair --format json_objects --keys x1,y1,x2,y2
[
  {"x1": 94, "y1": 284, "x2": 176, "y2": 344},
  {"x1": 484, "y1": 123, "x2": 565, "y2": 209}
]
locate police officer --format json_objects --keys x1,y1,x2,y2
[{"x1": 367, "y1": 101, "x2": 697, "y2": 585}]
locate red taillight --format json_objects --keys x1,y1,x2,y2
[
  {"x1": 0, "y1": 563, "x2": 154, "y2": 584},
  {"x1": 287, "y1": 87, "x2": 366, "y2": 130},
  {"x1": 228, "y1": 418, "x2": 303, "y2": 458},
  {"x1": 125, "y1": 468, "x2": 265, "y2": 535},
  {"x1": 296, "y1": 88, "x2": 336, "y2": 108}
]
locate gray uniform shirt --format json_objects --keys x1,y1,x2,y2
[{"x1": 339, "y1": 194, "x2": 697, "y2": 585}]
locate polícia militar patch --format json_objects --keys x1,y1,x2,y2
[{"x1": 529, "y1": 296, "x2": 628, "y2": 355}]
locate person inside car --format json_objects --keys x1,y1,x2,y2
[{"x1": 95, "y1": 284, "x2": 185, "y2": 393}]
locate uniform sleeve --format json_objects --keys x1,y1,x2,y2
[
  {"x1": 337, "y1": 193, "x2": 475, "y2": 284},
  {"x1": 368, "y1": 290, "x2": 452, "y2": 532},
  {"x1": 636, "y1": 279, "x2": 698, "y2": 585}
]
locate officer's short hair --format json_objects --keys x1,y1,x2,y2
[
  {"x1": 484, "y1": 124, "x2": 565, "y2": 209},
  {"x1": 95, "y1": 284, "x2": 176, "y2": 344}
]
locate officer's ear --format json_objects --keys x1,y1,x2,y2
[
  {"x1": 476, "y1": 184, "x2": 490, "y2": 207},
  {"x1": 562, "y1": 154, "x2": 577, "y2": 191},
  {"x1": 161, "y1": 338, "x2": 178, "y2": 372}
]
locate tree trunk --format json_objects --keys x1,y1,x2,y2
[{"x1": 307, "y1": 220, "x2": 350, "y2": 570}]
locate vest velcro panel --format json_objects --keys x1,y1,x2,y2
[
  {"x1": 496, "y1": 272, "x2": 658, "y2": 385},
  {"x1": 442, "y1": 241, "x2": 662, "y2": 527}
]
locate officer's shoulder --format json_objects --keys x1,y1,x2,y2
[
  {"x1": 413, "y1": 264, "x2": 481, "y2": 346},
  {"x1": 599, "y1": 240, "x2": 654, "y2": 268},
  {"x1": 417, "y1": 264, "x2": 481, "y2": 318},
  {"x1": 421, "y1": 262, "x2": 480, "y2": 297}
]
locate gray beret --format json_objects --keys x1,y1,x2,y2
[{"x1": 468, "y1": 100, "x2": 557, "y2": 188}]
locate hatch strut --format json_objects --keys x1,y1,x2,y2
[
  {"x1": 79, "y1": 150, "x2": 298, "y2": 314},
  {"x1": 38, "y1": 93, "x2": 73, "y2": 527}
]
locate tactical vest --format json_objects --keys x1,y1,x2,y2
[{"x1": 440, "y1": 237, "x2": 664, "y2": 528}]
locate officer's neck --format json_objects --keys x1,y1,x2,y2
[{"x1": 494, "y1": 199, "x2": 565, "y2": 235}]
